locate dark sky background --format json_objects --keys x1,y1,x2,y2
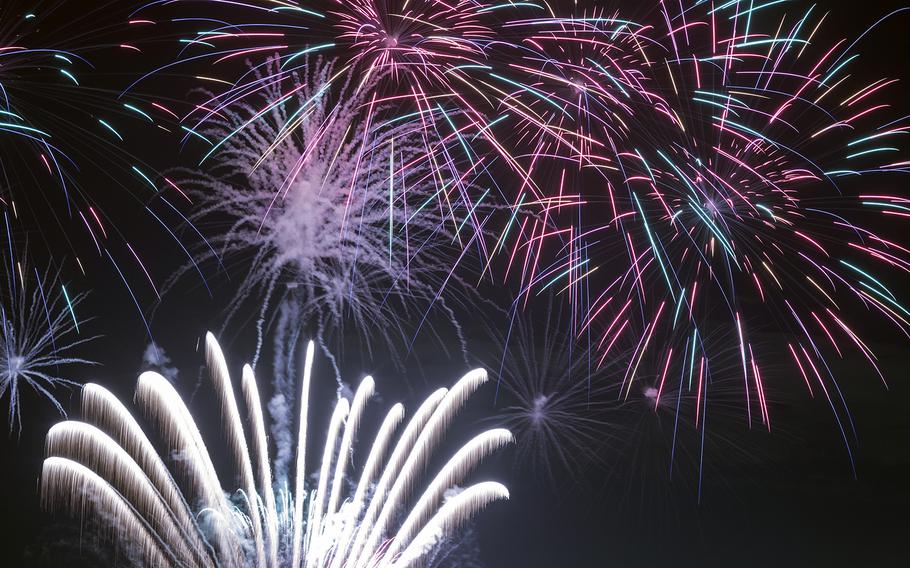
[{"x1": 2, "y1": 1, "x2": 910, "y2": 566}]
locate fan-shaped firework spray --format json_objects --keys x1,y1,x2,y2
[{"x1": 41, "y1": 332, "x2": 511, "y2": 567}]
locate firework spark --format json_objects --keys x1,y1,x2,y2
[
  {"x1": 0, "y1": 266, "x2": 94, "y2": 431},
  {"x1": 41, "y1": 332, "x2": 510, "y2": 567}
]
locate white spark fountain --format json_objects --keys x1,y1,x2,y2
[{"x1": 41, "y1": 333, "x2": 510, "y2": 567}]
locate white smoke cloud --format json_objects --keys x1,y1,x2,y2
[{"x1": 141, "y1": 343, "x2": 179, "y2": 384}]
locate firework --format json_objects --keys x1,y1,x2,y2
[
  {"x1": 595, "y1": 329, "x2": 790, "y2": 509},
  {"x1": 41, "y1": 332, "x2": 510, "y2": 567},
  {"x1": 490, "y1": 7, "x2": 666, "y2": 168},
  {"x1": 169, "y1": 57, "x2": 476, "y2": 360},
  {"x1": 0, "y1": 3, "x2": 88, "y2": 195},
  {"x1": 0, "y1": 265, "x2": 94, "y2": 431},
  {"x1": 505, "y1": 0, "x2": 909, "y2": 470},
  {"x1": 417, "y1": 525, "x2": 484, "y2": 568},
  {"x1": 127, "y1": 1, "x2": 669, "y2": 260},
  {"x1": 0, "y1": 2, "x2": 196, "y2": 339},
  {"x1": 490, "y1": 294, "x2": 617, "y2": 481},
  {"x1": 128, "y1": 0, "x2": 504, "y2": 231}
]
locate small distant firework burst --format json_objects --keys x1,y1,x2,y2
[
  {"x1": 41, "y1": 333, "x2": 511, "y2": 567},
  {"x1": 175, "y1": 57, "x2": 473, "y2": 357},
  {"x1": 491, "y1": 294, "x2": 616, "y2": 481},
  {"x1": 598, "y1": 329, "x2": 788, "y2": 507},
  {"x1": 0, "y1": 266, "x2": 93, "y2": 431}
]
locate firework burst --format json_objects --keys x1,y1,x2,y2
[
  {"x1": 41, "y1": 332, "x2": 510, "y2": 567},
  {"x1": 0, "y1": 3, "x2": 89, "y2": 191},
  {"x1": 169, "y1": 57, "x2": 476, "y2": 360},
  {"x1": 596, "y1": 329, "x2": 790, "y2": 509},
  {"x1": 490, "y1": 294, "x2": 617, "y2": 481},
  {"x1": 505, "y1": 0, "x2": 910, "y2": 470},
  {"x1": 127, "y1": 1, "x2": 671, "y2": 260},
  {"x1": 0, "y1": 2, "x2": 196, "y2": 341},
  {"x1": 129, "y1": 0, "x2": 502, "y2": 230},
  {"x1": 0, "y1": 265, "x2": 94, "y2": 431}
]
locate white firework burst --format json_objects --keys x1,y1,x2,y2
[
  {"x1": 178, "y1": 57, "x2": 475, "y2": 361},
  {"x1": 0, "y1": 267, "x2": 94, "y2": 431},
  {"x1": 41, "y1": 332, "x2": 511, "y2": 567}
]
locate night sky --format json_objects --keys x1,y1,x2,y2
[{"x1": 1, "y1": 1, "x2": 909, "y2": 566}]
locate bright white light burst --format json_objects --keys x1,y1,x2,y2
[{"x1": 41, "y1": 333, "x2": 510, "y2": 567}]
